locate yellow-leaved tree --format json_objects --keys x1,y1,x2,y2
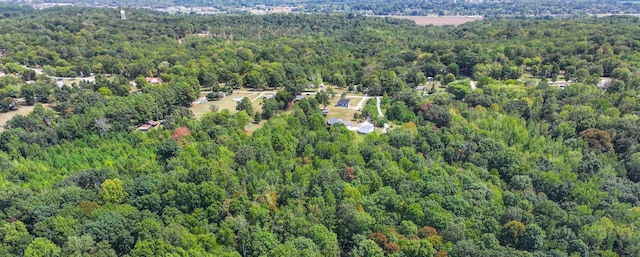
[{"x1": 100, "y1": 178, "x2": 128, "y2": 204}]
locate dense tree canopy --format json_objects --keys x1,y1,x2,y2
[{"x1": 0, "y1": 6, "x2": 640, "y2": 257}]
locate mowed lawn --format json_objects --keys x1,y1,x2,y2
[
  {"x1": 0, "y1": 105, "x2": 36, "y2": 132},
  {"x1": 324, "y1": 96, "x2": 359, "y2": 122},
  {"x1": 190, "y1": 92, "x2": 257, "y2": 118}
]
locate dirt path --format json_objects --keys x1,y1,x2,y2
[
  {"x1": 376, "y1": 97, "x2": 383, "y2": 116},
  {"x1": 376, "y1": 97, "x2": 390, "y2": 133}
]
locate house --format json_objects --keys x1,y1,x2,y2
[
  {"x1": 146, "y1": 77, "x2": 161, "y2": 84},
  {"x1": 327, "y1": 117, "x2": 344, "y2": 126},
  {"x1": 138, "y1": 124, "x2": 152, "y2": 131},
  {"x1": 427, "y1": 77, "x2": 435, "y2": 82},
  {"x1": 415, "y1": 86, "x2": 428, "y2": 91},
  {"x1": 148, "y1": 120, "x2": 159, "y2": 126},
  {"x1": 358, "y1": 120, "x2": 375, "y2": 134},
  {"x1": 294, "y1": 95, "x2": 304, "y2": 102},
  {"x1": 337, "y1": 98, "x2": 350, "y2": 108}
]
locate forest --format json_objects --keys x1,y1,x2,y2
[{"x1": 1, "y1": 6, "x2": 640, "y2": 257}]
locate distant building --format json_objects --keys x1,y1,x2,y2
[
  {"x1": 415, "y1": 86, "x2": 428, "y2": 91},
  {"x1": 337, "y1": 98, "x2": 350, "y2": 108},
  {"x1": 55, "y1": 78, "x2": 64, "y2": 88},
  {"x1": 322, "y1": 109, "x2": 329, "y2": 116},
  {"x1": 294, "y1": 95, "x2": 304, "y2": 102},
  {"x1": 120, "y1": 10, "x2": 126, "y2": 20},
  {"x1": 146, "y1": 77, "x2": 161, "y2": 84},
  {"x1": 0, "y1": 49, "x2": 5, "y2": 57},
  {"x1": 138, "y1": 124, "x2": 152, "y2": 131}
]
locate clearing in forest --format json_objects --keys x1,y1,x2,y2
[{"x1": 0, "y1": 105, "x2": 36, "y2": 132}]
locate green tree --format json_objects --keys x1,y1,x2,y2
[
  {"x1": 500, "y1": 220, "x2": 525, "y2": 247},
  {"x1": 445, "y1": 81, "x2": 471, "y2": 100},
  {"x1": 25, "y1": 238, "x2": 61, "y2": 257},
  {"x1": 315, "y1": 91, "x2": 330, "y2": 109},
  {"x1": 236, "y1": 97, "x2": 254, "y2": 116},
  {"x1": 627, "y1": 152, "x2": 640, "y2": 182},
  {"x1": 442, "y1": 73, "x2": 456, "y2": 85},
  {"x1": 245, "y1": 69, "x2": 266, "y2": 90},
  {"x1": 518, "y1": 223, "x2": 545, "y2": 251},
  {"x1": 350, "y1": 239, "x2": 384, "y2": 257}
]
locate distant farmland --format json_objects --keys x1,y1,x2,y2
[{"x1": 382, "y1": 15, "x2": 483, "y2": 26}]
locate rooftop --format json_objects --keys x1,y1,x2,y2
[{"x1": 337, "y1": 98, "x2": 350, "y2": 106}]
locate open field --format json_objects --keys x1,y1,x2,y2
[
  {"x1": 190, "y1": 92, "x2": 257, "y2": 118},
  {"x1": 383, "y1": 15, "x2": 483, "y2": 26},
  {"x1": 0, "y1": 105, "x2": 36, "y2": 133}
]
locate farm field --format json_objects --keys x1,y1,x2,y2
[{"x1": 383, "y1": 15, "x2": 483, "y2": 26}]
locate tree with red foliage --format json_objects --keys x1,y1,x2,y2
[{"x1": 345, "y1": 166, "x2": 356, "y2": 181}]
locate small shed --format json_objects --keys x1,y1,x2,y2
[
  {"x1": 322, "y1": 109, "x2": 330, "y2": 116},
  {"x1": 337, "y1": 98, "x2": 350, "y2": 108},
  {"x1": 55, "y1": 78, "x2": 64, "y2": 88}
]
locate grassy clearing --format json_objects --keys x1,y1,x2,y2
[
  {"x1": 190, "y1": 92, "x2": 255, "y2": 119},
  {"x1": 324, "y1": 96, "x2": 359, "y2": 122},
  {"x1": 0, "y1": 105, "x2": 36, "y2": 132}
]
